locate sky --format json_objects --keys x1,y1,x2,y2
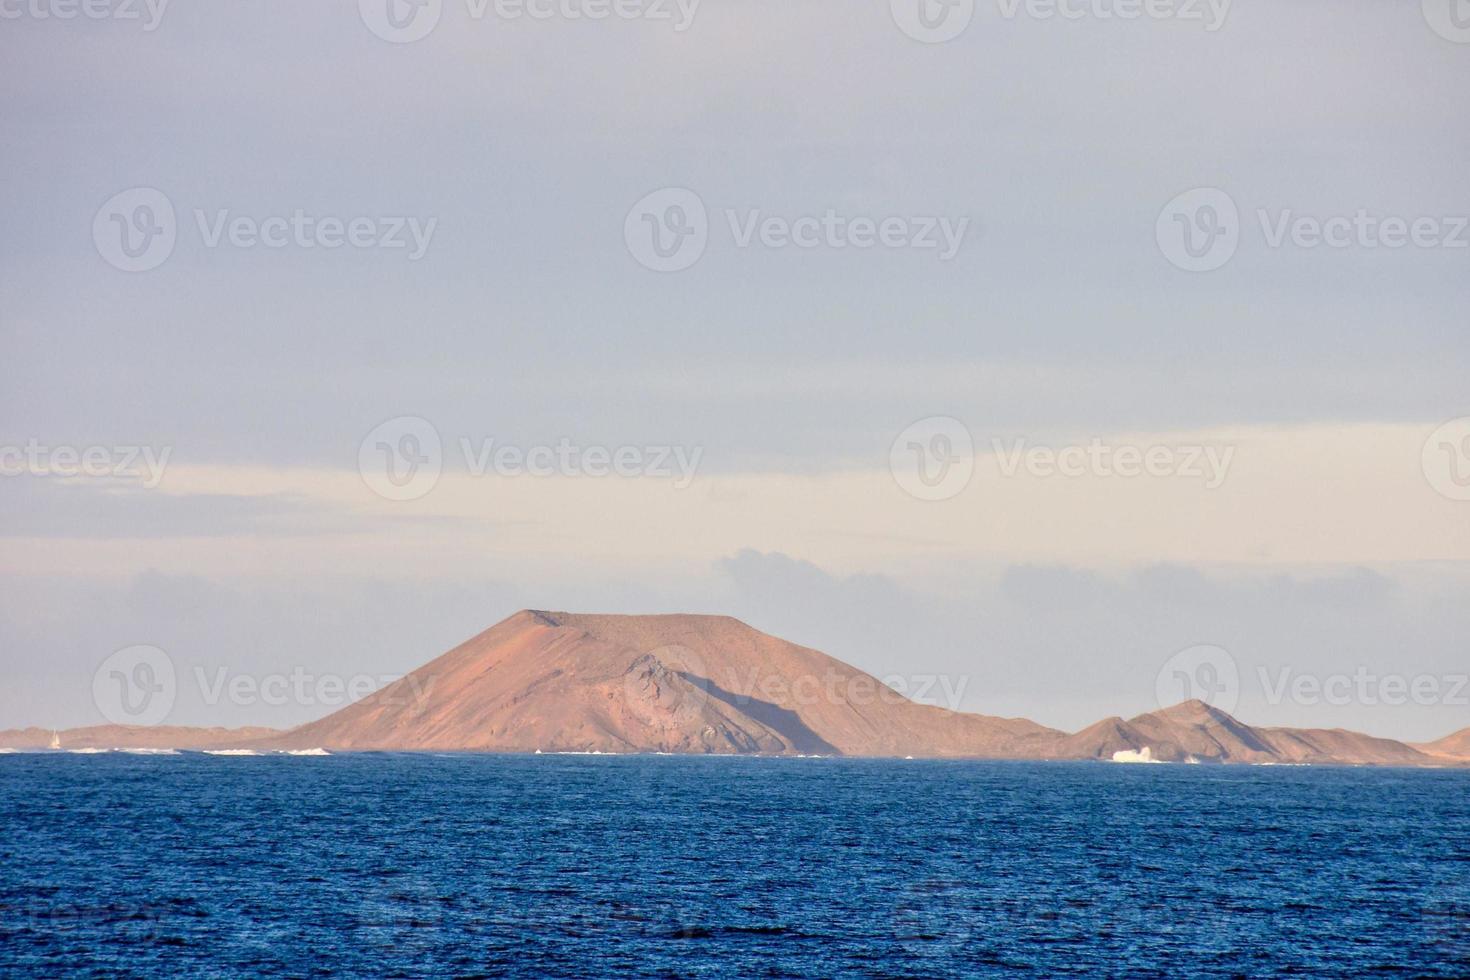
[{"x1": 2, "y1": 0, "x2": 1468, "y2": 741}]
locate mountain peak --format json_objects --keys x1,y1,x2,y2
[
  {"x1": 1145, "y1": 699, "x2": 1239, "y2": 726},
  {"x1": 529, "y1": 610, "x2": 752, "y2": 629}
]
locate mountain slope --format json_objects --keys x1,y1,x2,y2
[
  {"x1": 1040, "y1": 700, "x2": 1441, "y2": 766},
  {"x1": 267, "y1": 610, "x2": 1058, "y2": 756},
  {"x1": 1415, "y1": 727, "x2": 1470, "y2": 762}
]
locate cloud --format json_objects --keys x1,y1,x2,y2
[
  {"x1": 0, "y1": 475, "x2": 476, "y2": 539},
  {"x1": 7, "y1": 422, "x2": 1467, "y2": 576},
  {"x1": 3, "y1": 0, "x2": 1467, "y2": 474}
]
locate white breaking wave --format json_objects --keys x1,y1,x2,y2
[
  {"x1": 203, "y1": 749, "x2": 261, "y2": 756},
  {"x1": 66, "y1": 747, "x2": 110, "y2": 754},
  {"x1": 119, "y1": 748, "x2": 178, "y2": 755},
  {"x1": 0, "y1": 748, "x2": 17, "y2": 754},
  {"x1": 1111, "y1": 747, "x2": 1165, "y2": 764},
  {"x1": 284, "y1": 748, "x2": 330, "y2": 756}
]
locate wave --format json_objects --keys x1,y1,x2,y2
[
  {"x1": 283, "y1": 748, "x2": 330, "y2": 756},
  {"x1": 53, "y1": 747, "x2": 181, "y2": 756},
  {"x1": 202, "y1": 749, "x2": 261, "y2": 756},
  {"x1": 1111, "y1": 747, "x2": 1165, "y2": 764}
]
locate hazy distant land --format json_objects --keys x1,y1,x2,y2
[{"x1": 6, "y1": 612, "x2": 1467, "y2": 767}]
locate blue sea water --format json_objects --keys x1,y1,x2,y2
[{"x1": 1, "y1": 753, "x2": 1466, "y2": 978}]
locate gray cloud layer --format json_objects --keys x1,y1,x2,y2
[
  {"x1": 2, "y1": 2, "x2": 1466, "y2": 738},
  {"x1": 3, "y1": 1, "x2": 1467, "y2": 472}
]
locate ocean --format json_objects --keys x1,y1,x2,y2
[{"x1": 1, "y1": 753, "x2": 1466, "y2": 977}]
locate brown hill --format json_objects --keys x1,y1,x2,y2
[
  {"x1": 1043, "y1": 702, "x2": 1264, "y2": 762},
  {"x1": 1043, "y1": 714, "x2": 1161, "y2": 761},
  {"x1": 1042, "y1": 700, "x2": 1440, "y2": 766},
  {"x1": 265, "y1": 610, "x2": 1058, "y2": 757},
  {"x1": 1416, "y1": 727, "x2": 1470, "y2": 762},
  {"x1": 1255, "y1": 724, "x2": 1435, "y2": 767}
]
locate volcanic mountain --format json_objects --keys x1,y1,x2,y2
[{"x1": 266, "y1": 610, "x2": 1060, "y2": 756}]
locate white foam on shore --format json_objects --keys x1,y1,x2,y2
[{"x1": 1111, "y1": 747, "x2": 1165, "y2": 764}]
